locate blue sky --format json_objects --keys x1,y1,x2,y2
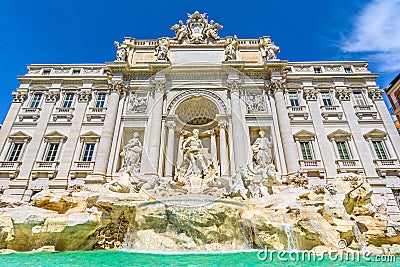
[{"x1": 0, "y1": 0, "x2": 399, "y2": 123}]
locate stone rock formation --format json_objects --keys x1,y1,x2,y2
[{"x1": 0, "y1": 173, "x2": 398, "y2": 254}]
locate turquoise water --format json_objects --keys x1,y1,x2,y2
[{"x1": 0, "y1": 251, "x2": 398, "y2": 267}]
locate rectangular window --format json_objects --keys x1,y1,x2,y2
[
  {"x1": 344, "y1": 67, "x2": 352, "y2": 73},
  {"x1": 314, "y1": 67, "x2": 322, "y2": 73},
  {"x1": 82, "y1": 143, "x2": 95, "y2": 162},
  {"x1": 62, "y1": 93, "x2": 74, "y2": 108},
  {"x1": 29, "y1": 93, "x2": 42, "y2": 108},
  {"x1": 95, "y1": 93, "x2": 106, "y2": 108},
  {"x1": 7, "y1": 143, "x2": 24, "y2": 161},
  {"x1": 372, "y1": 141, "x2": 388, "y2": 160},
  {"x1": 353, "y1": 92, "x2": 366, "y2": 106},
  {"x1": 321, "y1": 92, "x2": 333, "y2": 106},
  {"x1": 336, "y1": 141, "x2": 351, "y2": 160},
  {"x1": 44, "y1": 143, "x2": 59, "y2": 161},
  {"x1": 288, "y1": 92, "x2": 300, "y2": 106},
  {"x1": 300, "y1": 142, "x2": 313, "y2": 160},
  {"x1": 72, "y1": 69, "x2": 80, "y2": 75},
  {"x1": 43, "y1": 70, "x2": 51, "y2": 75}
]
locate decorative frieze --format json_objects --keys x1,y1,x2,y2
[
  {"x1": 324, "y1": 66, "x2": 342, "y2": 72},
  {"x1": 244, "y1": 92, "x2": 267, "y2": 112},
  {"x1": 293, "y1": 66, "x2": 312, "y2": 72},
  {"x1": 354, "y1": 66, "x2": 368, "y2": 72},
  {"x1": 127, "y1": 92, "x2": 148, "y2": 113}
]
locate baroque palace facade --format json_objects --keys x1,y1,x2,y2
[{"x1": 0, "y1": 12, "x2": 400, "y2": 221}]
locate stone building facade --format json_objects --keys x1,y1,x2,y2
[{"x1": 0, "y1": 12, "x2": 399, "y2": 221}]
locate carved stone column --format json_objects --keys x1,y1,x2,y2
[
  {"x1": 175, "y1": 131, "x2": 186, "y2": 169},
  {"x1": 140, "y1": 77, "x2": 166, "y2": 176},
  {"x1": 369, "y1": 86, "x2": 400, "y2": 159},
  {"x1": 227, "y1": 79, "x2": 250, "y2": 170},
  {"x1": 269, "y1": 78, "x2": 300, "y2": 175},
  {"x1": 18, "y1": 89, "x2": 59, "y2": 201},
  {"x1": 336, "y1": 85, "x2": 378, "y2": 177},
  {"x1": 164, "y1": 121, "x2": 175, "y2": 177},
  {"x1": 56, "y1": 89, "x2": 91, "y2": 182},
  {"x1": 219, "y1": 123, "x2": 230, "y2": 177},
  {"x1": 89, "y1": 81, "x2": 126, "y2": 183},
  {"x1": 304, "y1": 86, "x2": 337, "y2": 179},
  {"x1": 209, "y1": 130, "x2": 218, "y2": 166},
  {"x1": 0, "y1": 91, "x2": 27, "y2": 158}
]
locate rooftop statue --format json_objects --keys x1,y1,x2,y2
[{"x1": 114, "y1": 41, "x2": 127, "y2": 62}]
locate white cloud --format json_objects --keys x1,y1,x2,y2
[{"x1": 343, "y1": 0, "x2": 400, "y2": 73}]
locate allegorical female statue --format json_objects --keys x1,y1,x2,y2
[
  {"x1": 120, "y1": 132, "x2": 142, "y2": 173},
  {"x1": 251, "y1": 130, "x2": 273, "y2": 168},
  {"x1": 181, "y1": 129, "x2": 207, "y2": 176}
]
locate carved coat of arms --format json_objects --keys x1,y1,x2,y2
[{"x1": 171, "y1": 11, "x2": 222, "y2": 44}]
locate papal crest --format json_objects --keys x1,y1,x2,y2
[{"x1": 171, "y1": 11, "x2": 223, "y2": 44}]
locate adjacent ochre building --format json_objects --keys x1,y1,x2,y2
[
  {"x1": 386, "y1": 73, "x2": 400, "y2": 132},
  {"x1": 0, "y1": 12, "x2": 399, "y2": 221}
]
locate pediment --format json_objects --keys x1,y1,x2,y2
[
  {"x1": 44, "y1": 131, "x2": 68, "y2": 141},
  {"x1": 364, "y1": 129, "x2": 387, "y2": 139},
  {"x1": 8, "y1": 131, "x2": 32, "y2": 142},
  {"x1": 80, "y1": 131, "x2": 100, "y2": 142},
  {"x1": 327, "y1": 129, "x2": 352, "y2": 140},
  {"x1": 293, "y1": 129, "x2": 315, "y2": 140}
]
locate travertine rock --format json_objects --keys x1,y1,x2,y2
[{"x1": 0, "y1": 180, "x2": 399, "y2": 253}]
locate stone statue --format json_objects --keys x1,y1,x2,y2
[
  {"x1": 266, "y1": 44, "x2": 280, "y2": 61},
  {"x1": 171, "y1": 20, "x2": 188, "y2": 43},
  {"x1": 259, "y1": 37, "x2": 280, "y2": 61},
  {"x1": 247, "y1": 163, "x2": 281, "y2": 197},
  {"x1": 120, "y1": 132, "x2": 142, "y2": 174},
  {"x1": 108, "y1": 171, "x2": 131, "y2": 193},
  {"x1": 127, "y1": 93, "x2": 147, "y2": 113},
  {"x1": 251, "y1": 131, "x2": 273, "y2": 168},
  {"x1": 204, "y1": 20, "x2": 223, "y2": 41},
  {"x1": 225, "y1": 36, "x2": 238, "y2": 61},
  {"x1": 154, "y1": 38, "x2": 169, "y2": 61},
  {"x1": 228, "y1": 165, "x2": 249, "y2": 200},
  {"x1": 114, "y1": 41, "x2": 127, "y2": 62},
  {"x1": 181, "y1": 129, "x2": 207, "y2": 176}
]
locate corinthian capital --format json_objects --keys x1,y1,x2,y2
[
  {"x1": 77, "y1": 90, "x2": 91, "y2": 102},
  {"x1": 227, "y1": 79, "x2": 243, "y2": 95},
  {"x1": 266, "y1": 78, "x2": 286, "y2": 94},
  {"x1": 12, "y1": 91, "x2": 28, "y2": 103},
  {"x1": 108, "y1": 80, "x2": 128, "y2": 94},
  {"x1": 303, "y1": 88, "x2": 318, "y2": 101},
  {"x1": 44, "y1": 91, "x2": 60, "y2": 103},
  {"x1": 367, "y1": 87, "x2": 383, "y2": 100},
  {"x1": 335, "y1": 87, "x2": 351, "y2": 101},
  {"x1": 150, "y1": 78, "x2": 167, "y2": 93}
]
